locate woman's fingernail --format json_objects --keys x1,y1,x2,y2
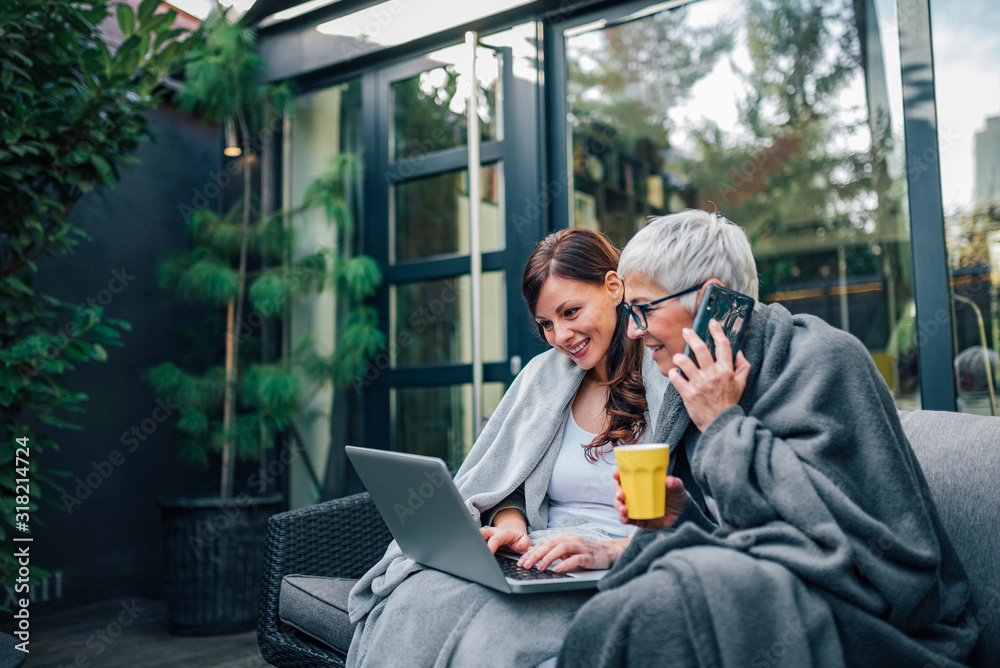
[{"x1": 682, "y1": 327, "x2": 693, "y2": 336}]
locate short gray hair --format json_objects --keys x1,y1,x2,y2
[
  {"x1": 954, "y1": 345, "x2": 999, "y2": 392},
  {"x1": 618, "y1": 210, "x2": 759, "y2": 314}
]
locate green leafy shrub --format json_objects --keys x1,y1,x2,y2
[{"x1": 0, "y1": 0, "x2": 191, "y2": 596}]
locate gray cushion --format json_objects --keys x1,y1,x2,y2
[
  {"x1": 279, "y1": 575, "x2": 357, "y2": 654},
  {"x1": 900, "y1": 410, "x2": 1000, "y2": 668}
]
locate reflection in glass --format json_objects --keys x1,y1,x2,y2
[
  {"x1": 566, "y1": 0, "x2": 914, "y2": 407},
  {"x1": 567, "y1": 5, "x2": 732, "y2": 245},
  {"x1": 392, "y1": 53, "x2": 501, "y2": 160},
  {"x1": 391, "y1": 272, "x2": 505, "y2": 366},
  {"x1": 286, "y1": 79, "x2": 364, "y2": 507},
  {"x1": 392, "y1": 383, "x2": 505, "y2": 468},
  {"x1": 932, "y1": 1, "x2": 1000, "y2": 415},
  {"x1": 393, "y1": 164, "x2": 503, "y2": 261}
]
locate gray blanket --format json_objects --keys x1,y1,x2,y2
[
  {"x1": 560, "y1": 302, "x2": 978, "y2": 667},
  {"x1": 347, "y1": 347, "x2": 668, "y2": 668}
]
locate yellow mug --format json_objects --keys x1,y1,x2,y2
[{"x1": 614, "y1": 444, "x2": 670, "y2": 519}]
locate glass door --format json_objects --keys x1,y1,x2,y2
[{"x1": 364, "y1": 26, "x2": 545, "y2": 469}]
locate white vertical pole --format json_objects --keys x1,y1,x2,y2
[
  {"x1": 837, "y1": 244, "x2": 849, "y2": 332},
  {"x1": 466, "y1": 31, "x2": 483, "y2": 437}
]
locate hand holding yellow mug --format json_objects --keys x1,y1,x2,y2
[{"x1": 614, "y1": 444, "x2": 670, "y2": 519}]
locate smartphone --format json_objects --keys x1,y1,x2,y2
[{"x1": 682, "y1": 284, "x2": 755, "y2": 370}]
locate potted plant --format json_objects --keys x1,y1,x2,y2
[{"x1": 145, "y1": 8, "x2": 383, "y2": 634}]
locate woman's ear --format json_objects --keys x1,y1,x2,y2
[
  {"x1": 693, "y1": 278, "x2": 725, "y2": 311},
  {"x1": 605, "y1": 270, "x2": 624, "y2": 303}
]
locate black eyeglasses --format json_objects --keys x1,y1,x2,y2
[{"x1": 626, "y1": 283, "x2": 703, "y2": 331}]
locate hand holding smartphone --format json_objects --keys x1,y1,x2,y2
[{"x1": 681, "y1": 284, "x2": 754, "y2": 373}]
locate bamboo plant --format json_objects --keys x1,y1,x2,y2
[{"x1": 145, "y1": 9, "x2": 383, "y2": 499}]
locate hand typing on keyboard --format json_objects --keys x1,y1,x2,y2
[
  {"x1": 496, "y1": 555, "x2": 571, "y2": 580},
  {"x1": 516, "y1": 533, "x2": 629, "y2": 573}
]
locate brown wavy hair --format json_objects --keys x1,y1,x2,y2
[{"x1": 522, "y1": 228, "x2": 647, "y2": 461}]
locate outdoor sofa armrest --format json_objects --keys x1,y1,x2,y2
[{"x1": 258, "y1": 492, "x2": 392, "y2": 668}]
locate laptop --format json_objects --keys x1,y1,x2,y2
[{"x1": 345, "y1": 445, "x2": 609, "y2": 594}]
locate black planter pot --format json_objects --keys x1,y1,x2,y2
[
  {"x1": 158, "y1": 494, "x2": 283, "y2": 635},
  {"x1": 1, "y1": 630, "x2": 26, "y2": 668}
]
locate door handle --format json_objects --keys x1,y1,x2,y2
[{"x1": 510, "y1": 355, "x2": 522, "y2": 375}]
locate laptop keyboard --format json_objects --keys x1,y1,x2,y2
[{"x1": 496, "y1": 556, "x2": 572, "y2": 580}]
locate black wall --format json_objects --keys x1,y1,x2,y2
[{"x1": 14, "y1": 104, "x2": 224, "y2": 610}]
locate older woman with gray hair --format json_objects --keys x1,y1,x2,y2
[
  {"x1": 954, "y1": 345, "x2": 998, "y2": 415},
  {"x1": 558, "y1": 210, "x2": 978, "y2": 668}
]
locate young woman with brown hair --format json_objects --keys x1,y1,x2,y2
[
  {"x1": 348, "y1": 228, "x2": 667, "y2": 668},
  {"x1": 486, "y1": 227, "x2": 650, "y2": 572}
]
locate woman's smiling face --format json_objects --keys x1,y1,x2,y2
[
  {"x1": 623, "y1": 272, "x2": 699, "y2": 376},
  {"x1": 534, "y1": 273, "x2": 622, "y2": 377}
]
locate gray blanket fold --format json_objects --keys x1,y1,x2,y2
[
  {"x1": 346, "y1": 347, "x2": 668, "y2": 668},
  {"x1": 560, "y1": 302, "x2": 978, "y2": 668}
]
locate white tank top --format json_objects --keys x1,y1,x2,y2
[{"x1": 546, "y1": 410, "x2": 631, "y2": 539}]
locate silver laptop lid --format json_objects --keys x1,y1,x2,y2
[{"x1": 344, "y1": 446, "x2": 511, "y2": 592}]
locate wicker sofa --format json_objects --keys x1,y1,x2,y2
[{"x1": 257, "y1": 410, "x2": 1000, "y2": 668}]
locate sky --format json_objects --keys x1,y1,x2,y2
[
  {"x1": 168, "y1": 0, "x2": 257, "y2": 19},
  {"x1": 930, "y1": 1, "x2": 1000, "y2": 213},
  {"x1": 167, "y1": 0, "x2": 213, "y2": 19}
]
